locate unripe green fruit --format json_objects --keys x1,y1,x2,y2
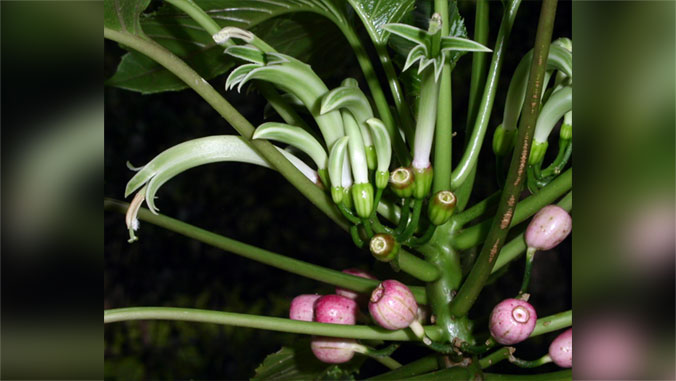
[
  {"x1": 389, "y1": 167, "x2": 414, "y2": 198},
  {"x1": 428, "y1": 190, "x2": 457, "y2": 226},
  {"x1": 369, "y1": 233, "x2": 399, "y2": 262}
]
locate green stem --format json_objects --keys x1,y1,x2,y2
[
  {"x1": 368, "y1": 355, "x2": 438, "y2": 380},
  {"x1": 466, "y1": 0, "x2": 490, "y2": 132},
  {"x1": 399, "y1": 199, "x2": 424, "y2": 242},
  {"x1": 418, "y1": 221, "x2": 471, "y2": 345},
  {"x1": 492, "y1": 191, "x2": 571, "y2": 273},
  {"x1": 395, "y1": 199, "x2": 411, "y2": 235},
  {"x1": 452, "y1": 190, "x2": 500, "y2": 226},
  {"x1": 351, "y1": 225, "x2": 366, "y2": 248},
  {"x1": 104, "y1": 199, "x2": 428, "y2": 304},
  {"x1": 480, "y1": 347, "x2": 511, "y2": 369},
  {"x1": 372, "y1": 355, "x2": 403, "y2": 370},
  {"x1": 531, "y1": 309, "x2": 571, "y2": 337},
  {"x1": 519, "y1": 247, "x2": 537, "y2": 295},
  {"x1": 375, "y1": 44, "x2": 416, "y2": 145},
  {"x1": 104, "y1": 27, "x2": 349, "y2": 231},
  {"x1": 257, "y1": 83, "x2": 314, "y2": 137},
  {"x1": 104, "y1": 307, "x2": 443, "y2": 341},
  {"x1": 406, "y1": 225, "x2": 436, "y2": 247},
  {"x1": 452, "y1": 169, "x2": 571, "y2": 250},
  {"x1": 341, "y1": 27, "x2": 410, "y2": 165},
  {"x1": 449, "y1": 0, "x2": 558, "y2": 318},
  {"x1": 164, "y1": 0, "x2": 220, "y2": 35},
  {"x1": 509, "y1": 354, "x2": 552, "y2": 368},
  {"x1": 484, "y1": 370, "x2": 572, "y2": 380},
  {"x1": 451, "y1": 0, "x2": 522, "y2": 190},
  {"x1": 432, "y1": 0, "x2": 452, "y2": 193}
]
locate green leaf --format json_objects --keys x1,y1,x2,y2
[
  {"x1": 346, "y1": 0, "x2": 415, "y2": 46},
  {"x1": 252, "y1": 339, "x2": 364, "y2": 381},
  {"x1": 107, "y1": 0, "x2": 351, "y2": 93},
  {"x1": 104, "y1": 0, "x2": 151, "y2": 35}
]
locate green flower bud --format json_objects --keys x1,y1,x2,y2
[
  {"x1": 352, "y1": 182, "x2": 374, "y2": 218},
  {"x1": 560, "y1": 122, "x2": 572, "y2": 141},
  {"x1": 365, "y1": 145, "x2": 377, "y2": 171},
  {"x1": 375, "y1": 170, "x2": 389, "y2": 190},
  {"x1": 331, "y1": 186, "x2": 344, "y2": 204},
  {"x1": 492, "y1": 124, "x2": 517, "y2": 156},
  {"x1": 427, "y1": 190, "x2": 457, "y2": 226},
  {"x1": 389, "y1": 167, "x2": 414, "y2": 198},
  {"x1": 412, "y1": 165, "x2": 434, "y2": 199},
  {"x1": 529, "y1": 141, "x2": 548, "y2": 165},
  {"x1": 369, "y1": 233, "x2": 400, "y2": 262}
]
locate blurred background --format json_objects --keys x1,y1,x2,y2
[{"x1": 0, "y1": 0, "x2": 673, "y2": 380}]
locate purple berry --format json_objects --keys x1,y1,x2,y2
[
  {"x1": 549, "y1": 328, "x2": 572, "y2": 368},
  {"x1": 289, "y1": 294, "x2": 321, "y2": 322},
  {"x1": 368, "y1": 280, "x2": 418, "y2": 330},
  {"x1": 336, "y1": 268, "x2": 377, "y2": 300},
  {"x1": 525, "y1": 205, "x2": 572, "y2": 251},
  {"x1": 314, "y1": 295, "x2": 358, "y2": 325},
  {"x1": 489, "y1": 298, "x2": 537, "y2": 345},
  {"x1": 310, "y1": 337, "x2": 357, "y2": 363}
]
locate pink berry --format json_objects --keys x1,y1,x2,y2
[
  {"x1": 314, "y1": 295, "x2": 358, "y2": 325},
  {"x1": 336, "y1": 268, "x2": 378, "y2": 300},
  {"x1": 289, "y1": 294, "x2": 321, "y2": 321},
  {"x1": 549, "y1": 328, "x2": 572, "y2": 368},
  {"x1": 310, "y1": 337, "x2": 357, "y2": 363},
  {"x1": 368, "y1": 280, "x2": 418, "y2": 330},
  {"x1": 489, "y1": 298, "x2": 537, "y2": 345},
  {"x1": 525, "y1": 205, "x2": 572, "y2": 251}
]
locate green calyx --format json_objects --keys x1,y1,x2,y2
[
  {"x1": 412, "y1": 165, "x2": 434, "y2": 199},
  {"x1": 342, "y1": 186, "x2": 354, "y2": 210},
  {"x1": 375, "y1": 170, "x2": 390, "y2": 190},
  {"x1": 389, "y1": 167, "x2": 415, "y2": 198},
  {"x1": 369, "y1": 233, "x2": 400, "y2": 262},
  {"x1": 331, "y1": 186, "x2": 344, "y2": 204},
  {"x1": 428, "y1": 190, "x2": 457, "y2": 226},
  {"x1": 560, "y1": 111, "x2": 572, "y2": 140},
  {"x1": 529, "y1": 141, "x2": 549, "y2": 165},
  {"x1": 492, "y1": 124, "x2": 518, "y2": 157},
  {"x1": 352, "y1": 182, "x2": 374, "y2": 218}
]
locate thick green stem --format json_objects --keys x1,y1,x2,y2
[
  {"x1": 164, "y1": 0, "x2": 220, "y2": 35},
  {"x1": 449, "y1": 0, "x2": 558, "y2": 318},
  {"x1": 466, "y1": 0, "x2": 490, "y2": 132},
  {"x1": 492, "y1": 191, "x2": 571, "y2": 273},
  {"x1": 417, "y1": 221, "x2": 472, "y2": 345},
  {"x1": 104, "y1": 27, "x2": 349, "y2": 230},
  {"x1": 452, "y1": 190, "x2": 500, "y2": 226},
  {"x1": 452, "y1": 169, "x2": 571, "y2": 250},
  {"x1": 104, "y1": 199, "x2": 428, "y2": 303},
  {"x1": 369, "y1": 355, "x2": 438, "y2": 380},
  {"x1": 372, "y1": 355, "x2": 402, "y2": 370},
  {"x1": 432, "y1": 0, "x2": 452, "y2": 192},
  {"x1": 104, "y1": 307, "x2": 443, "y2": 341},
  {"x1": 484, "y1": 370, "x2": 572, "y2": 380},
  {"x1": 451, "y1": 0, "x2": 522, "y2": 189}
]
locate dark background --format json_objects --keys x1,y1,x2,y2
[{"x1": 104, "y1": 1, "x2": 571, "y2": 379}]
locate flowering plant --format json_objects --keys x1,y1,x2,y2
[{"x1": 105, "y1": 0, "x2": 572, "y2": 378}]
